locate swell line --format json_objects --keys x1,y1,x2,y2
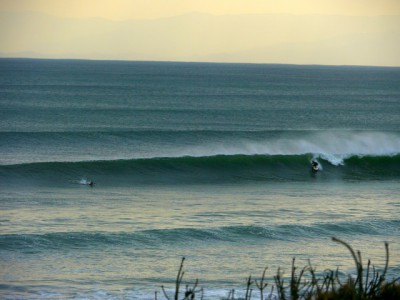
[{"x1": 1, "y1": 219, "x2": 398, "y2": 252}]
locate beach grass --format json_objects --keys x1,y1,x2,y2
[{"x1": 157, "y1": 237, "x2": 400, "y2": 300}]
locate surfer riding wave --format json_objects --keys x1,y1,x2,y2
[{"x1": 311, "y1": 159, "x2": 319, "y2": 172}]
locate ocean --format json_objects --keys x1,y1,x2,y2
[{"x1": 0, "y1": 58, "x2": 399, "y2": 299}]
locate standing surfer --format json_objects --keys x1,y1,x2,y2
[{"x1": 311, "y1": 160, "x2": 319, "y2": 172}]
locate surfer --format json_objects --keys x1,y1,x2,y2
[
  {"x1": 78, "y1": 178, "x2": 95, "y2": 186},
  {"x1": 311, "y1": 160, "x2": 319, "y2": 172}
]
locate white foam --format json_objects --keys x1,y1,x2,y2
[
  {"x1": 177, "y1": 131, "x2": 400, "y2": 165},
  {"x1": 79, "y1": 178, "x2": 88, "y2": 185}
]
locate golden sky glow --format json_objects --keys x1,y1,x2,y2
[
  {"x1": 1, "y1": 0, "x2": 399, "y2": 66},
  {"x1": 2, "y1": 0, "x2": 400, "y2": 20}
]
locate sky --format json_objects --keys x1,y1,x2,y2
[
  {"x1": 2, "y1": 0, "x2": 400, "y2": 20},
  {"x1": 1, "y1": 0, "x2": 400, "y2": 66}
]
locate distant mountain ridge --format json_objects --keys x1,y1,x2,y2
[{"x1": 1, "y1": 11, "x2": 399, "y2": 66}]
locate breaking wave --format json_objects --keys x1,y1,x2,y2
[{"x1": 1, "y1": 153, "x2": 399, "y2": 186}]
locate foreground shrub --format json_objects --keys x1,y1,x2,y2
[{"x1": 157, "y1": 238, "x2": 400, "y2": 300}]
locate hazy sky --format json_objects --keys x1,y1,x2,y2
[
  {"x1": 2, "y1": 0, "x2": 400, "y2": 19},
  {"x1": 1, "y1": 0, "x2": 400, "y2": 65}
]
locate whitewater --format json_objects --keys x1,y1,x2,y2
[{"x1": 0, "y1": 59, "x2": 399, "y2": 299}]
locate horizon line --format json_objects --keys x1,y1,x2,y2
[{"x1": 1, "y1": 56, "x2": 400, "y2": 69}]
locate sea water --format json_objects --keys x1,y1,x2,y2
[{"x1": 0, "y1": 59, "x2": 399, "y2": 299}]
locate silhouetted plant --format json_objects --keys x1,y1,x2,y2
[
  {"x1": 160, "y1": 257, "x2": 202, "y2": 300},
  {"x1": 254, "y1": 266, "x2": 270, "y2": 300},
  {"x1": 244, "y1": 275, "x2": 253, "y2": 300},
  {"x1": 273, "y1": 267, "x2": 286, "y2": 300},
  {"x1": 157, "y1": 239, "x2": 399, "y2": 300},
  {"x1": 331, "y1": 237, "x2": 390, "y2": 299}
]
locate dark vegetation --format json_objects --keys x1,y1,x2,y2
[{"x1": 155, "y1": 238, "x2": 400, "y2": 300}]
